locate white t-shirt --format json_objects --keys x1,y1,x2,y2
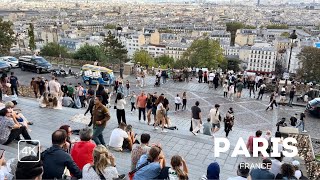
[
  {"x1": 174, "y1": 97, "x2": 181, "y2": 104},
  {"x1": 116, "y1": 99, "x2": 126, "y2": 110},
  {"x1": 82, "y1": 164, "x2": 118, "y2": 180},
  {"x1": 109, "y1": 128, "x2": 129, "y2": 148},
  {"x1": 157, "y1": 103, "x2": 163, "y2": 110},
  {"x1": 209, "y1": 108, "x2": 220, "y2": 124}
]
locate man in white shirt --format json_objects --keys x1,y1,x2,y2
[
  {"x1": 48, "y1": 77, "x2": 59, "y2": 97},
  {"x1": 227, "y1": 163, "x2": 250, "y2": 180},
  {"x1": 108, "y1": 123, "x2": 132, "y2": 152},
  {"x1": 269, "y1": 155, "x2": 283, "y2": 176},
  {"x1": 209, "y1": 104, "x2": 221, "y2": 134}
]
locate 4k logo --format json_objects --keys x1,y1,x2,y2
[{"x1": 18, "y1": 140, "x2": 41, "y2": 162}]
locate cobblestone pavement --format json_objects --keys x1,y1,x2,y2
[{"x1": 1, "y1": 74, "x2": 319, "y2": 179}]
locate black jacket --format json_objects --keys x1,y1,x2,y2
[{"x1": 41, "y1": 145, "x2": 82, "y2": 179}]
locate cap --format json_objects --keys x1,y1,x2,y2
[{"x1": 292, "y1": 160, "x2": 300, "y2": 166}]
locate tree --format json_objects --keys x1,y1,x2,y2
[
  {"x1": 73, "y1": 44, "x2": 103, "y2": 61},
  {"x1": 181, "y1": 37, "x2": 225, "y2": 69},
  {"x1": 243, "y1": 25, "x2": 256, "y2": 29},
  {"x1": 133, "y1": 50, "x2": 154, "y2": 66},
  {"x1": 297, "y1": 47, "x2": 320, "y2": 83},
  {"x1": 101, "y1": 31, "x2": 128, "y2": 64},
  {"x1": 226, "y1": 22, "x2": 244, "y2": 46},
  {"x1": 280, "y1": 32, "x2": 290, "y2": 38},
  {"x1": 40, "y1": 42, "x2": 69, "y2": 57},
  {"x1": 226, "y1": 57, "x2": 241, "y2": 72},
  {"x1": 104, "y1": 24, "x2": 117, "y2": 29},
  {"x1": 0, "y1": 18, "x2": 15, "y2": 55},
  {"x1": 274, "y1": 60, "x2": 286, "y2": 77},
  {"x1": 266, "y1": 24, "x2": 288, "y2": 29},
  {"x1": 155, "y1": 55, "x2": 174, "y2": 66},
  {"x1": 28, "y1": 23, "x2": 36, "y2": 51}
]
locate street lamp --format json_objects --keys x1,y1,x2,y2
[{"x1": 287, "y1": 30, "x2": 297, "y2": 73}]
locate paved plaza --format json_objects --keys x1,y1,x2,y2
[{"x1": 1, "y1": 75, "x2": 319, "y2": 179}]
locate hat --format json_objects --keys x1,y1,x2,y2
[{"x1": 292, "y1": 160, "x2": 300, "y2": 166}]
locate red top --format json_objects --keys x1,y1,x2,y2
[
  {"x1": 136, "y1": 95, "x2": 147, "y2": 108},
  {"x1": 71, "y1": 141, "x2": 96, "y2": 170},
  {"x1": 246, "y1": 136, "x2": 263, "y2": 153}
]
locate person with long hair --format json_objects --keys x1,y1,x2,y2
[
  {"x1": 181, "y1": 92, "x2": 187, "y2": 110},
  {"x1": 154, "y1": 95, "x2": 167, "y2": 132},
  {"x1": 275, "y1": 163, "x2": 297, "y2": 179},
  {"x1": 146, "y1": 93, "x2": 153, "y2": 125},
  {"x1": 224, "y1": 108, "x2": 234, "y2": 137},
  {"x1": 59, "y1": 125, "x2": 73, "y2": 153},
  {"x1": 82, "y1": 145, "x2": 124, "y2": 179},
  {"x1": 115, "y1": 92, "x2": 126, "y2": 125},
  {"x1": 168, "y1": 155, "x2": 188, "y2": 180}
]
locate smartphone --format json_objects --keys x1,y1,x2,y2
[{"x1": 0, "y1": 149, "x2": 5, "y2": 159}]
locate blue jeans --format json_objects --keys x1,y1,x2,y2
[
  {"x1": 126, "y1": 88, "x2": 130, "y2": 97},
  {"x1": 93, "y1": 126, "x2": 106, "y2": 146},
  {"x1": 296, "y1": 120, "x2": 305, "y2": 131}
]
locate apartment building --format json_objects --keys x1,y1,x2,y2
[
  {"x1": 235, "y1": 29, "x2": 257, "y2": 46},
  {"x1": 140, "y1": 44, "x2": 166, "y2": 58},
  {"x1": 210, "y1": 30, "x2": 231, "y2": 43},
  {"x1": 165, "y1": 43, "x2": 189, "y2": 61}
]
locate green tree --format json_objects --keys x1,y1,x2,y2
[
  {"x1": 297, "y1": 47, "x2": 320, "y2": 83},
  {"x1": 280, "y1": 32, "x2": 290, "y2": 38},
  {"x1": 104, "y1": 24, "x2": 117, "y2": 29},
  {"x1": 133, "y1": 50, "x2": 154, "y2": 66},
  {"x1": 266, "y1": 24, "x2": 288, "y2": 29},
  {"x1": 243, "y1": 25, "x2": 256, "y2": 29},
  {"x1": 40, "y1": 42, "x2": 69, "y2": 57},
  {"x1": 101, "y1": 31, "x2": 128, "y2": 64},
  {"x1": 28, "y1": 23, "x2": 36, "y2": 51},
  {"x1": 274, "y1": 60, "x2": 286, "y2": 77},
  {"x1": 226, "y1": 22, "x2": 244, "y2": 46},
  {"x1": 182, "y1": 37, "x2": 225, "y2": 69},
  {"x1": 226, "y1": 58, "x2": 241, "y2": 72},
  {"x1": 0, "y1": 18, "x2": 15, "y2": 55},
  {"x1": 73, "y1": 44, "x2": 103, "y2": 61},
  {"x1": 155, "y1": 55, "x2": 174, "y2": 66}
]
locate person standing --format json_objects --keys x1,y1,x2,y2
[
  {"x1": 9, "y1": 72, "x2": 19, "y2": 96},
  {"x1": 198, "y1": 69, "x2": 203, "y2": 83},
  {"x1": 223, "y1": 82, "x2": 228, "y2": 98},
  {"x1": 174, "y1": 94, "x2": 181, "y2": 112},
  {"x1": 115, "y1": 92, "x2": 126, "y2": 125},
  {"x1": 146, "y1": 93, "x2": 153, "y2": 125},
  {"x1": 30, "y1": 77, "x2": 38, "y2": 98},
  {"x1": 279, "y1": 86, "x2": 287, "y2": 105},
  {"x1": 228, "y1": 83, "x2": 235, "y2": 101},
  {"x1": 130, "y1": 92, "x2": 137, "y2": 114},
  {"x1": 256, "y1": 82, "x2": 266, "y2": 100},
  {"x1": 136, "y1": 91, "x2": 147, "y2": 123},
  {"x1": 154, "y1": 95, "x2": 167, "y2": 132},
  {"x1": 236, "y1": 80, "x2": 244, "y2": 98},
  {"x1": 85, "y1": 90, "x2": 95, "y2": 127},
  {"x1": 248, "y1": 79, "x2": 255, "y2": 98},
  {"x1": 126, "y1": 80, "x2": 130, "y2": 97},
  {"x1": 92, "y1": 96, "x2": 111, "y2": 146},
  {"x1": 288, "y1": 87, "x2": 296, "y2": 107},
  {"x1": 266, "y1": 91, "x2": 278, "y2": 111},
  {"x1": 296, "y1": 112, "x2": 307, "y2": 133},
  {"x1": 37, "y1": 77, "x2": 45, "y2": 96},
  {"x1": 203, "y1": 71, "x2": 208, "y2": 83},
  {"x1": 224, "y1": 108, "x2": 234, "y2": 137},
  {"x1": 191, "y1": 101, "x2": 202, "y2": 135},
  {"x1": 77, "y1": 83, "x2": 85, "y2": 108},
  {"x1": 209, "y1": 104, "x2": 221, "y2": 135},
  {"x1": 182, "y1": 92, "x2": 187, "y2": 110},
  {"x1": 213, "y1": 75, "x2": 219, "y2": 89}
]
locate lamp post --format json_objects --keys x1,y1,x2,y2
[{"x1": 285, "y1": 30, "x2": 297, "y2": 86}]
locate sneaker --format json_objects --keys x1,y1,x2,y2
[
  {"x1": 302, "y1": 130, "x2": 307, "y2": 133},
  {"x1": 191, "y1": 131, "x2": 197, "y2": 136},
  {"x1": 154, "y1": 127, "x2": 159, "y2": 130},
  {"x1": 162, "y1": 130, "x2": 168, "y2": 133}
]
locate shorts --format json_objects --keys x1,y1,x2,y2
[{"x1": 212, "y1": 123, "x2": 220, "y2": 129}]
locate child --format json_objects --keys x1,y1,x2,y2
[
  {"x1": 130, "y1": 92, "x2": 136, "y2": 113},
  {"x1": 174, "y1": 94, "x2": 181, "y2": 112},
  {"x1": 203, "y1": 118, "x2": 213, "y2": 136}
]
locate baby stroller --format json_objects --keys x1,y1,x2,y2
[{"x1": 154, "y1": 77, "x2": 160, "y2": 87}]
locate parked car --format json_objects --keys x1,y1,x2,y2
[
  {"x1": 306, "y1": 98, "x2": 320, "y2": 118},
  {"x1": 0, "y1": 56, "x2": 19, "y2": 68},
  {"x1": 18, "y1": 56, "x2": 52, "y2": 74},
  {"x1": 0, "y1": 60, "x2": 11, "y2": 73}
]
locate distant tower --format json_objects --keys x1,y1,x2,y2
[{"x1": 257, "y1": 0, "x2": 260, "y2": 6}]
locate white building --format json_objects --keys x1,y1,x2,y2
[
  {"x1": 240, "y1": 45, "x2": 277, "y2": 73},
  {"x1": 140, "y1": 44, "x2": 166, "y2": 58},
  {"x1": 165, "y1": 43, "x2": 190, "y2": 61}
]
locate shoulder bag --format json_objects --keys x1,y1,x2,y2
[
  {"x1": 92, "y1": 166, "x2": 106, "y2": 180},
  {"x1": 128, "y1": 160, "x2": 150, "y2": 180}
]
